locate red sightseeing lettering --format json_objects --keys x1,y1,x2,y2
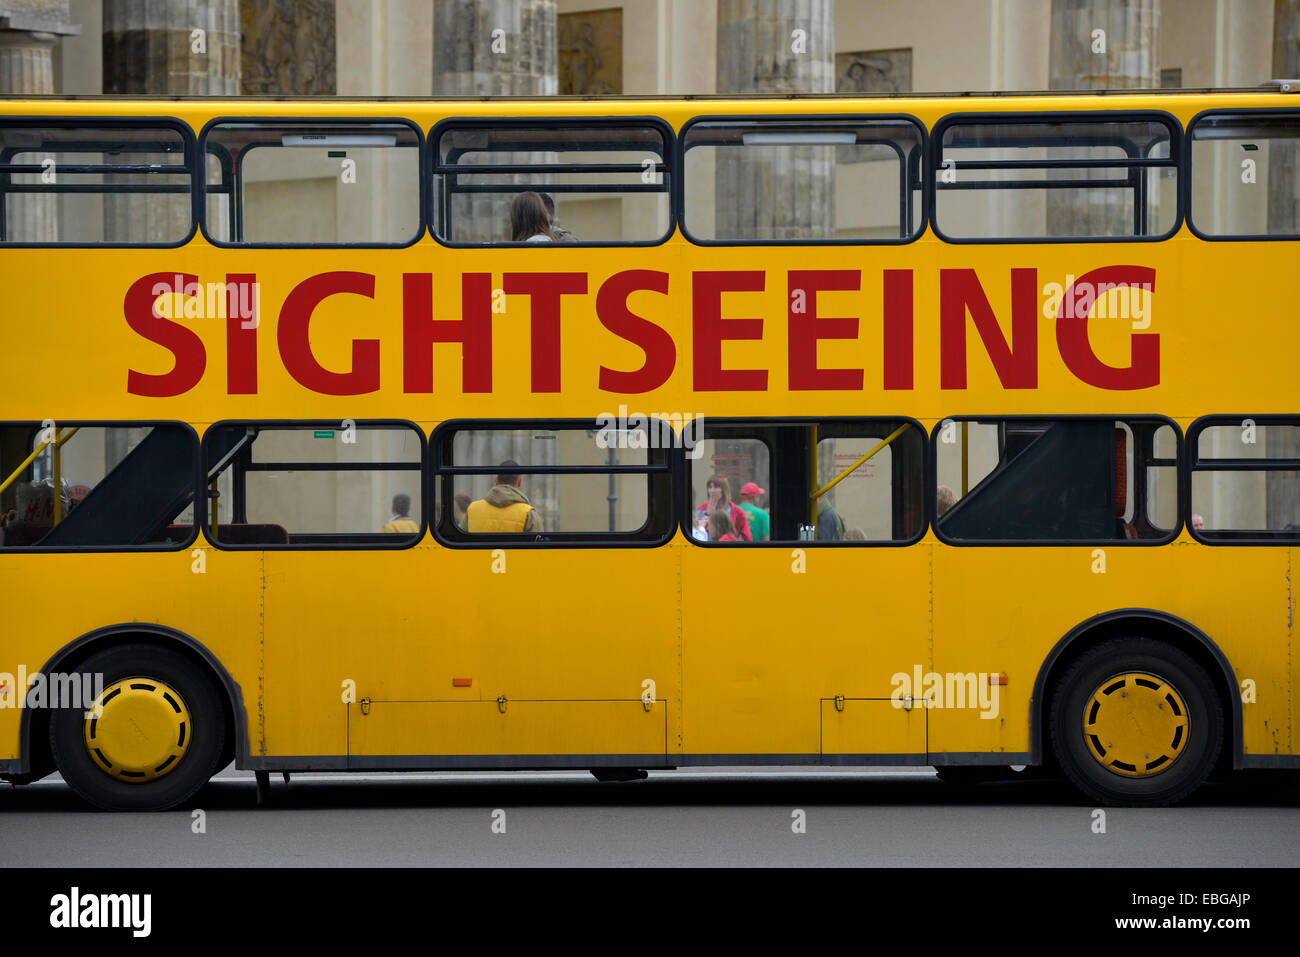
[
  {"x1": 940, "y1": 268, "x2": 1038, "y2": 389},
  {"x1": 596, "y1": 269, "x2": 675, "y2": 394},
  {"x1": 1056, "y1": 266, "x2": 1159, "y2": 390},
  {"x1": 788, "y1": 270, "x2": 862, "y2": 391},
  {"x1": 692, "y1": 271, "x2": 767, "y2": 391},
  {"x1": 277, "y1": 271, "x2": 379, "y2": 395},
  {"x1": 124, "y1": 272, "x2": 206, "y2": 398}
]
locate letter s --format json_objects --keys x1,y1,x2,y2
[{"x1": 125, "y1": 272, "x2": 206, "y2": 397}]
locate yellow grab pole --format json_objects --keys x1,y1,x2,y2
[
  {"x1": 809, "y1": 424, "x2": 819, "y2": 530},
  {"x1": 811, "y1": 423, "x2": 911, "y2": 500},
  {"x1": 961, "y1": 421, "x2": 969, "y2": 496},
  {"x1": 0, "y1": 427, "x2": 79, "y2": 498}
]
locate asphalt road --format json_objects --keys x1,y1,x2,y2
[{"x1": 3, "y1": 766, "x2": 1297, "y2": 867}]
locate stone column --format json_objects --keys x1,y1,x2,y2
[
  {"x1": 714, "y1": 0, "x2": 835, "y2": 240},
  {"x1": 1, "y1": 2, "x2": 79, "y2": 241},
  {"x1": 240, "y1": 0, "x2": 335, "y2": 95},
  {"x1": 1048, "y1": 0, "x2": 1160, "y2": 237},
  {"x1": 0, "y1": 30, "x2": 55, "y2": 240},
  {"x1": 100, "y1": 0, "x2": 239, "y2": 246},
  {"x1": 1267, "y1": 0, "x2": 1300, "y2": 531},
  {"x1": 433, "y1": 0, "x2": 557, "y2": 244}
]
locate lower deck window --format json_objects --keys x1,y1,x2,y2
[
  {"x1": 933, "y1": 417, "x2": 1178, "y2": 543},
  {"x1": 686, "y1": 419, "x2": 924, "y2": 544},
  {"x1": 0, "y1": 422, "x2": 196, "y2": 548},
  {"x1": 202, "y1": 422, "x2": 424, "y2": 547},
  {"x1": 434, "y1": 422, "x2": 672, "y2": 543}
]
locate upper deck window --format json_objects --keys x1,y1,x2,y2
[
  {"x1": 431, "y1": 120, "x2": 672, "y2": 245},
  {"x1": 1189, "y1": 112, "x2": 1300, "y2": 239},
  {"x1": 932, "y1": 114, "x2": 1179, "y2": 242},
  {"x1": 681, "y1": 117, "x2": 924, "y2": 243},
  {"x1": 0, "y1": 122, "x2": 192, "y2": 245},
  {"x1": 203, "y1": 121, "x2": 422, "y2": 246}
]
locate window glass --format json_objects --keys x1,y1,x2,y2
[
  {"x1": 433, "y1": 124, "x2": 670, "y2": 243},
  {"x1": 934, "y1": 117, "x2": 1177, "y2": 240},
  {"x1": 934, "y1": 418, "x2": 1176, "y2": 541},
  {"x1": 691, "y1": 437, "x2": 771, "y2": 541},
  {"x1": 0, "y1": 125, "x2": 190, "y2": 244},
  {"x1": 203, "y1": 424, "x2": 423, "y2": 546},
  {"x1": 0, "y1": 423, "x2": 195, "y2": 548},
  {"x1": 682, "y1": 118, "x2": 923, "y2": 242},
  {"x1": 204, "y1": 122, "x2": 421, "y2": 244},
  {"x1": 437, "y1": 424, "x2": 671, "y2": 540},
  {"x1": 1190, "y1": 113, "x2": 1300, "y2": 237},
  {"x1": 688, "y1": 420, "x2": 923, "y2": 543},
  {"x1": 1190, "y1": 417, "x2": 1300, "y2": 539}
]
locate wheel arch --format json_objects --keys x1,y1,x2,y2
[
  {"x1": 1030, "y1": 608, "x2": 1241, "y2": 770},
  {"x1": 15, "y1": 623, "x2": 248, "y2": 778}
]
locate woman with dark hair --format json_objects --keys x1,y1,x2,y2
[
  {"x1": 510, "y1": 191, "x2": 556, "y2": 242},
  {"x1": 693, "y1": 474, "x2": 752, "y2": 541}
]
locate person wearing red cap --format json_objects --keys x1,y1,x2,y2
[{"x1": 738, "y1": 481, "x2": 770, "y2": 542}]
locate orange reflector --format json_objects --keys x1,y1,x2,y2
[
  {"x1": 452, "y1": 677, "x2": 472, "y2": 687},
  {"x1": 989, "y1": 674, "x2": 1008, "y2": 686}
]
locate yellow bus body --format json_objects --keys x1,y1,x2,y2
[{"x1": 0, "y1": 92, "x2": 1294, "y2": 792}]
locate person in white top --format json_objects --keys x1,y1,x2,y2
[{"x1": 510, "y1": 191, "x2": 556, "y2": 243}]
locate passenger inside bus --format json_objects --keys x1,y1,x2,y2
[
  {"x1": 466, "y1": 461, "x2": 543, "y2": 534},
  {"x1": 382, "y1": 494, "x2": 419, "y2": 534},
  {"x1": 509, "y1": 192, "x2": 556, "y2": 242},
  {"x1": 539, "y1": 192, "x2": 576, "y2": 241}
]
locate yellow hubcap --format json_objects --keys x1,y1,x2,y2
[
  {"x1": 1083, "y1": 671, "x2": 1188, "y2": 777},
  {"x1": 84, "y1": 678, "x2": 191, "y2": 782}
]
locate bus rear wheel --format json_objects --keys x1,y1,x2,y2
[
  {"x1": 1049, "y1": 638, "x2": 1222, "y2": 807},
  {"x1": 49, "y1": 644, "x2": 226, "y2": 811}
]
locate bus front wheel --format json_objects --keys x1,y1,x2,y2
[
  {"x1": 1049, "y1": 637, "x2": 1222, "y2": 807},
  {"x1": 49, "y1": 643, "x2": 226, "y2": 811}
]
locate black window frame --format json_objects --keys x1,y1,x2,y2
[
  {"x1": 198, "y1": 116, "x2": 427, "y2": 249},
  {"x1": 429, "y1": 115, "x2": 676, "y2": 248},
  {"x1": 1186, "y1": 414, "x2": 1300, "y2": 544},
  {"x1": 677, "y1": 112, "x2": 928, "y2": 246},
  {"x1": 430, "y1": 417, "x2": 676, "y2": 547},
  {"x1": 0, "y1": 116, "x2": 197, "y2": 248},
  {"x1": 0, "y1": 419, "x2": 200, "y2": 552},
  {"x1": 200, "y1": 418, "x2": 427, "y2": 550},
  {"x1": 681, "y1": 415, "x2": 928, "y2": 547},
  {"x1": 928, "y1": 414, "x2": 1182, "y2": 546},
  {"x1": 928, "y1": 110, "x2": 1183, "y2": 244},
  {"x1": 1184, "y1": 108, "x2": 1300, "y2": 242}
]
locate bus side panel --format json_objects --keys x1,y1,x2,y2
[
  {"x1": 261, "y1": 543, "x2": 682, "y2": 763},
  {"x1": 0, "y1": 549, "x2": 263, "y2": 765},
  {"x1": 680, "y1": 542, "x2": 931, "y2": 759},
  {"x1": 930, "y1": 542, "x2": 1292, "y2": 761}
]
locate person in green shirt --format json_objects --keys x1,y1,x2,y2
[{"x1": 738, "y1": 482, "x2": 770, "y2": 541}]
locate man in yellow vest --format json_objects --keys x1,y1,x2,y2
[
  {"x1": 466, "y1": 461, "x2": 542, "y2": 534},
  {"x1": 382, "y1": 493, "x2": 419, "y2": 534}
]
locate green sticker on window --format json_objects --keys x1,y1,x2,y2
[{"x1": 313, "y1": 430, "x2": 335, "y2": 439}]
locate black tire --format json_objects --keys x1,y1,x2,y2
[
  {"x1": 49, "y1": 643, "x2": 226, "y2": 811},
  {"x1": 1050, "y1": 638, "x2": 1222, "y2": 807}
]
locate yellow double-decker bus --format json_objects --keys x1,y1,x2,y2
[{"x1": 1, "y1": 87, "x2": 1296, "y2": 810}]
